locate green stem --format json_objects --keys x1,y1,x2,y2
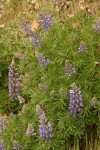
[{"x1": 85, "y1": 133, "x2": 89, "y2": 150}]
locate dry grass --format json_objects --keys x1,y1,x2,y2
[{"x1": 0, "y1": 0, "x2": 100, "y2": 25}]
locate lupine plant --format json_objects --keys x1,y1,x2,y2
[
  {"x1": 25, "y1": 124, "x2": 36, "y2": 136},
  {"x1": 78, "y1": 41, "x2": 87, "y2": 53},
  {"x1": 22, "y1": 22, "x2": 42, "y2": 47},
  {"x1": 2, "y1": 9, "x2": 100, "y2": 150},
  {"x1": 0, "y1": 22, "x2": 26, "y2": 114},
  {"x1": 13, "y1": 140, "x2": 22, "y2": 150},
  {"x1": 39, "y1": 12, "x2": 53, "y2": 30},
  {"x1": 64, "y1": 60, "x2": 76, "y2": 76},
  {"x1": 0, "y1": 142, "x2": 4, "y2": 150},
  {"x1": 68, "y1": 83, "x2": 84, "y2": 117},
  {"x1": 8, "y1": 61, "x2": 20, "y2": 100},
  {"x1": 0, "y1": 116, "x2": 7, "y2": 136},
  {"x1": 36, "y1": 105, "x2": 54, "y2": 140},
  {"x1": 35, "y1": 52, "x2": 50, "y2": 67},
  {"x1": 0, "y1": 116, "x2": 7, "y2": 150}
]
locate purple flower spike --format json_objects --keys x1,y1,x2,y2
[
  {"x1": 0, "y1": 116, "x2": 7, "y2": 150},
  {"x1": 13, "y1": 140, "x2": 22, "y2": 150},
  {"x1": 64, "y1": 61, "x2": 76, "y2": 76},
  {"x1": 9, "y1": 113, "x2": 16, "y2": 118},
  {"x1": 36, "y1": 105, "x2": 54, "y2": 140},
  {"x1": 22, "y1": 22, "x2": 31, "y2": 36},
  {"x1": 35, "y1": 52, "x2": 50, "y2": 67},
  {"x1": 30, "y1": 32, "x2": 42, "y2": 47},
  {"x1": 25, "y1": 124, "x2": 36, "y2": 136},
  {"x1": 39, "y1": 12, "x2": 53, "y2": 30},
  {"x1": 39, "y1": 124, "x2": 47, "y2": 138},
  {"x1": 78, "y1": 41, "x2": 87, "y2": 53},
  {"x1": 46, "y1": 122, "x2": 54, "y2": 138},
  {"x1": 22, "y1": 22, "x2": 42, "y2": 47},
  {"x1": 68, "y1": 83, "x2": 84, "y2": 117},
  {"x1": 0, "y1": 142, "x2": 4, "y2": 150},
  {"x1": 94, "y1": 20, "x2": 100, "y2": 33},
  {"x1": 8, "y1": 63, "x2": 20, "y2": 100},
  {"x1": 0, "y1": 116, "x2": 7, "y2": 136}
]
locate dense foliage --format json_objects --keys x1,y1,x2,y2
[{"x1": 0, "y1": 6, "x2": 100, "y2": 150}]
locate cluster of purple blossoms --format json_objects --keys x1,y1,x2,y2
[
  {"x1": 94, "y1": 20, "x2": 100, "y2": 33},
  {"x1": 35, "y1": 52, "x2": 50, "y2": 67},
  {"x1": 9, "y1": 113, "x2": 16, "y2": 118},
  {"x1": 36, "y1": 105, "x2": 54, "y2": 140},
  {"x1": 0, "y1": 116, "x2": 7, "y2": 136},
  {"x1": 78, "y1": 41, "x2": 87, "y2": 53},
  {"x1": 25, "y1": 124, "x2": 36, "y2": 136},
  {"x1": 0, "y1": 142, "x2": 4, "y2": 150},
  {"x1": 22, "y1": 22, "x2": 42, "y2": 47},
  {"x1": 22, "y1": 12, "x2": 53, "y2": 46},
  {"x1": 21, "y1": 22, "x2": 31, "y2": 36},
  {"x1": 30, "y1": 32, "x2": 42, "y2": 47},
  {"x1": 13, "y1": 140, "x2": 22, "y2": 150},
  {"x1": 8, "y1": 64, "x2": 20, "y2": 100},
  {"x1": 0, "y1": 116, "x2": 7, "y2": 150},
  {"x1": 68, "y1": 83, "x2": 84, "y2": 117},
  {"x1": 64, "y1": 61, "x2": 76, "y2": 76},
  {"x1": 39, "y1": 12, "x2": 53, "y2": 30}
]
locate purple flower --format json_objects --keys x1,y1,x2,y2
[
  {"x1": 25, "y1": 124, "x2": 36, "y2": 136},
  {"x1": 22, "y1": 22, "x2": 42, "y2": 47},
  {"x1": 13, "y1": 140, "x2": 22, "y2": 150},
  {"x1": 94, "y1": 20, "x2": 100, "y2": 33},
  {"x1": 35, "y1": 52, "x2": 50, "y2": 67},
  {"x1": 78, "y1": 41, "x2": 87, "y2": 53},
  {"x1": 39, "y1": 124, "x2": 47, "y2": 138},
  {"x1": 46, "y1": 122, "x2": 54, "y2": 138},
  {"x1": 30, "y1": 32, "x2": 42, "y2": 47},
  {"x1": 36, "y1": 105, "x2": 44, "y2": 117},
  {"x1": 36, "y1": 105, "x2": 54, "y2": 140},
  {"x1": 39, "y1": 12, "x2": 53, "y2": 30},
  {"x1": 0, "y1": 116, "x2": 7, "y2": 136},
  {"x1": 9, "y1": 113, "x2": 16, "y2": 118},
  {"x1": 68, "y1": 83, "x2": 84, "y2": 117},
  {"x1": 0, "y1": 142, "x2": 4, "y2": 150},
  {"x1": 0, "y1": 116, "x2": 7, "y2": 150},
  {"x1": 64, "y1": 61, "x2": 76, "y2": 76},
  {"x1": 8, "y1": 64, "x2": 20, "y2": 100},
  {"x1": 21, "y1": 22, "x2": 31, "y2": 36}
]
